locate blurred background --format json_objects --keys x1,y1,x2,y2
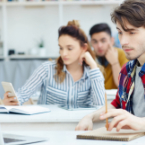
[{"x1": 0, "y1": 0, "x2": 123, "y2": 103}]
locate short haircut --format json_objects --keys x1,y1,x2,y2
[
  {"x1": 111, "y1": 0, "x2": 145, "y2": 31},
  {"x1": 89, "y1": 23, "x2": 112, "y2": 37}
]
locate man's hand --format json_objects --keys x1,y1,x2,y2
[
  {"x1": 100, "y1": 109, "x2": 145, "y2": 132},
  {"x1": 105, "y1": 44, "x2": 118, "y2": 65},
  {"x1": 75, "y1": 116, "x2": 93, "y2": 131}
]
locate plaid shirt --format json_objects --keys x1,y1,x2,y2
[{"x1": 111, "y1": 59, "x2": 145, "y2": 112}]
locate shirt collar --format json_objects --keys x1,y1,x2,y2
[
  {"x1": 62, "y1": 64, "x2": 89, "y2": 80},
  {"x1": 127, "y1": 59, "x2": 138, "y2": 77},
  {"x1": 97, "y1": 57, "x2": 109, "y2": 67},
  {"x1": 63, "y1": 65, "x2": 67, "y2": 72},
  {"x1": 139, "y1": 62, "x2": 145, "y2": 77},
  {"x1": 127, "y1": 59, "x2": 145, "y2": 77}
]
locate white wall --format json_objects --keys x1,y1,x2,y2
[{"x1": 3, "y1": 4, "x2": 119, "y2": 57}]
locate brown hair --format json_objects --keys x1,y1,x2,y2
[
  {"x1": 111, "y1": 0, "x2": 145, "y2": 31},
  {"x1": 55, "y1": 20, "x2": 103, "y2": 83}
]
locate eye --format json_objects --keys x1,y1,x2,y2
[
  {"x1": 59, "y1": 47, "x2": 63, "y2": 50},
  {"x1": 118, "y1": 32, "x2": 122, "y2": 35},
  {"x1": 102, "y1": 40, "x2": 106, "y2": 43},
  {"x1": 130, "y1": 32, "x2": 135, "y2": 34},
  {"x1": 68, "y1": 48, "x2": 72, "y2": 50}
]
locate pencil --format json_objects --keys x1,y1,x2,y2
[{"x1": 105, "y1": 93, "x2": 109, "y2": 131}]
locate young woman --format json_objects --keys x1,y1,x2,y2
[{"x1": 3, "y1": 20, "x2": 105, "y2": 109}]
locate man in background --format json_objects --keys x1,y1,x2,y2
[{"x1": 90, "y1": 23, "x2": 128, "y2": 89}]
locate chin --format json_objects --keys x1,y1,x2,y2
[
  {"x1": 97, "y1": 54, "x2": 105, "y2": 57},
  {"x1": 126, "y1": 55, "x2": 137, "y2": 60},
  {"x1": 63, "y1": 61, "x2": 71, "y2": 65}
]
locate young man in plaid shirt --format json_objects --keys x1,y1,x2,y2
[{"x1": 76, "y1": 0, "x2": 145, "y2": 131}]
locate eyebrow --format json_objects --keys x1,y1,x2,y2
[
  {"x1": 116, "y1": 27, "x2": 139, "y2": 32},
  {"x1": 92, "y1": 39, "x2": 97, "y2": 41},
  {"x1": 58, "y1": 44, "x2": 73, "y2": 47}
]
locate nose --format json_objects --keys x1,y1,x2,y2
[
  {"x1": 97, "y1": 42, "x2": 103, "y2": 48},
  {"x1": 61, "y1": 49, "x2": 68, "y2": 56},
  {"x1": 119, "y1": 34, "x2": 129, "y2": 46}
]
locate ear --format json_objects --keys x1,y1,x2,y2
[
  {"x1": 111, "y1": 37, "x2": 115, "y2": 46},
  {"x1": 82, "y1": 43, "x2": 88, "y2": 52}
]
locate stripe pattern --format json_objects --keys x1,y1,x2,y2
[{"x1": 16, "y1": 61, "x2": 105, "y2": 109}]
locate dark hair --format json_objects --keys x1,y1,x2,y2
[
  {"x1": 55, "y1": 20, "x2": 98, "y2": 83},
  {"x1": 89, "y1": 23, "x2": 112, "y2": 37},
  {"x1": 111, "y1": 0, "x2": 145, "y2": 31}
]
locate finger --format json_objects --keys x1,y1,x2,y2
[
  {"x1": 108, "y1": 43, "x2": 112, "y2": 50},
  {"x1": 75, "y1": 125, "x2": 86, "y2": 131},
  {"x1": 108, "y1": 115, "x2": 126, "y2": 131},
  {"x1": 5, "y1": 102, "x2": 18, "y2": 106},
  {"x1": 100, "y1": 111, "x2": 105, "y2": 116},
  {"x1": 116, "y1": 120, "x2": 128, "y2": 132},
  {"x1": 75, "y1": 126, "x2": 78, "y2": 131},
  {"x1": 108, "y1": 43, "x2": 113, "y2": 51},
  {"x1": 100, "y1": 109, "x2": 125, "y2": 120},
  {"x1": 4, "y1": 92, "x2": 10, "y2": 98},
  {"x1": 8, "y1": 97, "x2": 17, "y2": 102},
  {"x1": 77, "y1": 126, "x2": 88, "y2": 131},
  {"x1": 88, "y1": 125, "x2": 93, "y2": 131}
]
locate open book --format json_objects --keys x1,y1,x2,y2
[
  {"x1": 0, "y1": 106, "x2": 50, "y2": 115},
  {"x1": 77, "y1": 127, "x2": 145, "y2": 141}
]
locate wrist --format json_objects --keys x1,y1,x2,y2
[
  {"x1": 141, "y1": 118, "x2": 145, "y2": 129},
  {"x1": 0, "y1": 99, "x2": 4, "y2": 105},
  {"x1": 90, "y1": 62, "x2": 98, "y2": 69},
  {"x1": 85, "y1": 113, "x2": 94, "y2": 122},
  {"x1": 111, "y1": 61, "x2": 119, "y2": 66}
]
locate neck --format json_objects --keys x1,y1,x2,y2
[
  {"x1": 138, "y1": 53, "x2": 145, "y2": 66},
  {"x1": 66, "y1": 61, "x2": 83, "y2": 73}
]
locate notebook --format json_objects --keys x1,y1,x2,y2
[
  {"x1": 77, "y1": 127, "x2": 145, "y2": 141},
  {"x1": 0, "y1": 106, "x2": 50, "y2": 115}
]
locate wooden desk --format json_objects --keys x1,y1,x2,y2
[{"x1": 0, "y1": 105, "x2": 106, "y2": 131}]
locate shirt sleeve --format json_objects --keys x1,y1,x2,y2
[
  {"x1": 16, "y1": 62, "x2": 49, "y2": 105},
  {"x1": 89, "y1": 68, "x2": 105, "y2": 105},
  {"x1": 111, "y1": 89, "x2": 121, "y2": 108}
]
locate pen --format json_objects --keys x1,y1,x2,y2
[{"x1": 105, "y1": 93, "x2": 109, "y2": 131}]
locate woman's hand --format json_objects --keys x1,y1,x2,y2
[
  {"x1": 2, "y1": 92, "x2": 19, "y2": 106},
  {"x1": 79, "y1": 52, "x2": 97, "y2": 69}
]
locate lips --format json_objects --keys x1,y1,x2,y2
[
  {"x1": 124, "y1": 49, "x2": 133, "y2": 52},
  {"x1": 98, "y1": 50, "x2": 103, "y2": 53},
  {"x1": 63, "y1": 58, "x2": 69, "y2": 61}
]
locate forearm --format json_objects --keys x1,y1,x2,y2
[
  {"x1": 85, "y1": 103, "x2": 115, "y2": 122},
  {"x1": 111, "y1": 63, "x2": 121, "y2": 87},
  {"x1": 141, "y1": 117, "x2": 145, "y2": 129},
  {"x1": 17, "y1": 64, "x2": 47, "y2": 104}
]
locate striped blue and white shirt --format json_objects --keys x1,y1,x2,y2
[{"x1": 17, "y1": 61, "x2": 105, "y2": 108}]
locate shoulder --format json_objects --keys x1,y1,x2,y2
[{"x1": 41, "y1": 60, "x2": 57, "y2": 71}]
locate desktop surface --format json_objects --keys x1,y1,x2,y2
[{"x1": 3, "y1": 131, "x2": 145, "y2": 145}]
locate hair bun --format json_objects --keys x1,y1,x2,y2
[{"x1": 67, "y1": 20, "x2": 80, "y2": 28}]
